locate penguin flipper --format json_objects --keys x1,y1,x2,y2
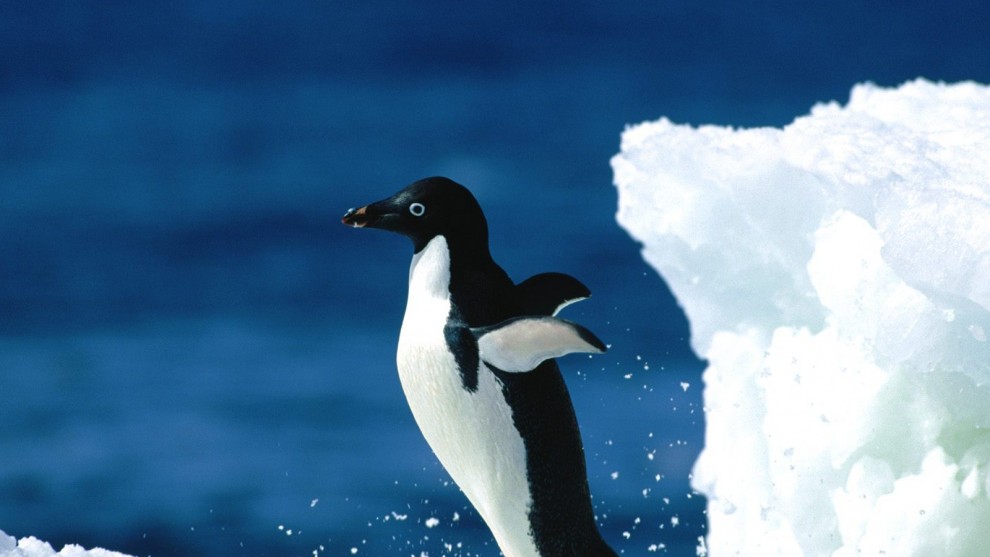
[
  {"x1": 472, "y1": 316, "x2": 606, "y2": 373},
  {"x1": 515, "y1": 272, "x2": 590, "y2": 316}
]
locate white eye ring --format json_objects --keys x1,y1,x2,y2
[{"x1": 409, "y1": 202, "x2": 426, "y2": 217}]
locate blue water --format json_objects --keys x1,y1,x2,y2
[{"x1": 2, "y1": 2, "x2": 988, "y2": 555}]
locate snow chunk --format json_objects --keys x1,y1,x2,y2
[
  {"x1": 614, "y1": 79, "x2": 990, "y2": 557},
  {"x1": 0, "y1": 530, "x2": 135, "y2": 557}
]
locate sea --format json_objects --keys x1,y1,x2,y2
[{"x1": 2, "y1": 1, "x2": 988, "y2": 555}]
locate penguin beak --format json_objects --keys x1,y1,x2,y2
[
  {"x1": 341, "y1": 199, "x2": 401, "y2": 230},
  {"x1": 341, "y1": 205, "x2": 371, "y2": 228}
]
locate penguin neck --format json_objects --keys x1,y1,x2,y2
[
  {"x1": 407, "y1": 235, "x2": 454, "y2": 301},
  {"x1": 408, "y1": 234, "x2": 511, "y2": 326}
]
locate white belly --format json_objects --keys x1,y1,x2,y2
[{"x1": 396, "y1": 237, "x2": 539, "y2": 557}]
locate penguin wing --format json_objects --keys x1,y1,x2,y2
[
  {"x1": 472, "y1": 316, "x2": 606, "y2": 373},
  {"x1": 515, "y1": 272, "x2": 590, "y2": 316}
]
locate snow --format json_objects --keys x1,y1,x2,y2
[
  {"x1": 0, "y1": 530, "x2": 134, "y2": 557},
  {"x1": 613, "y1": 79, "x2": 990, "y2": 557}
]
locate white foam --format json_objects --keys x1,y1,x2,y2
[
  {"x1": 0, "y1": 530, "x2": 134, "y2": 557},
  {"x1": 614, "y1": 79, "x2": 990, "y2": 556}
]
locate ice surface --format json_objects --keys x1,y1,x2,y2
[
  {"x1": 0, "y1": 530, "x2": 134, "y2": 557},
  {"x1": 613, "y1": 79, "x2": 990, "y2": 556}
]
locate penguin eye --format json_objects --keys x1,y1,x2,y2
[{"x1": 409, "y1": 202, "x2": 426, "y2": 217}]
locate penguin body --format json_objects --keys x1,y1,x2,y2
[
  {"x1": 398, "y1": 234, "x2": 537, "y2": 554},
  {"x1": 343, "y1": 177, "x2": 616, "y2": 557}
]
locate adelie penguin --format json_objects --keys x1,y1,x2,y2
[{"x1": 342, "y1": 177, "x2": 617, "y2": 557}]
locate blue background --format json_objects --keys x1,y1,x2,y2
[{"x1": 2, "y1": 1, "x2": 988, "y2": 555}]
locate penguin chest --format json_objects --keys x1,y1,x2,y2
[{"x1": 395, "y1": 237, "x2": 539, "y2": 557}]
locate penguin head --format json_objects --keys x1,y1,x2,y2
[{"x1": 342, "y1": 177, "x2": 488, "y2": 252}]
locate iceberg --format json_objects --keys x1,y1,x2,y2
[
  {"x1": 0, "y1": 530, "x2": 133, "y2": 557},
  {"x1": 613, "y1": 79, "x2": 990, "y2": 556}
]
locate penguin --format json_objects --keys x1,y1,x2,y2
[{"x1": 342, "y1": 177, "x2": 617, "y2": 557}]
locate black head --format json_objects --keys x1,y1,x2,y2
[{"x1": 342, "y1": 177, "x2": 489, "y2": 253}]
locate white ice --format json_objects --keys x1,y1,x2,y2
[
  {"x1": 613, "y1": 79, "x2": 990, "y2": 556},
  {"x1": 0, "y1": 530, "x2": 134, "y2": 557}
]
